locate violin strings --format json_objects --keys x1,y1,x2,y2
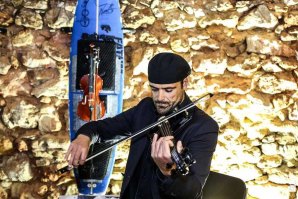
[
  {"x1": 160, "y1": 121, "x2": 180, "y2": 161},
  {"x1": 158, "y1": 120, "x2": 187, "y2": 174},
  {"x1": 162, "y1": 121, "x2": 171, "y2": 136},
  {"x1": 160, "y1": 123, "x2": 169, "y2": 136}
]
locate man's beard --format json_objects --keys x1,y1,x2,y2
[{"x1": 154, "y1": 100, "x2": 177, "y2": 115}]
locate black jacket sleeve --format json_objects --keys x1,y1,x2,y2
[
  {"x1": 76, "y1": 97, "x2": 155, "y2": 143},
  {"x1": 77, "y1": 103, "x2": 137, "y2": 143}
]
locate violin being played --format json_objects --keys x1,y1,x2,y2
[
  {"x1": 64, "y1": 52, "x2": 219, "y2": 198},
  {"x1": 153, "y1": 114, "x2": 196, "y2": 176}
]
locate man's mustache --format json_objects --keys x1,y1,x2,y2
[{"x1": 155, "y1": 101, "x2": 169, "y2": 105}]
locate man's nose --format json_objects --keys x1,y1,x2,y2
[{"x1": 157, "y1": 90, "x2": 165, "y2": 101}]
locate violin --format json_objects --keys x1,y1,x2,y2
[
  {"x1": 77, "y1": 44, "x2": 106, "y2": 121},
  {"x1": 156, "y1": 116, "x2": 196, "y2": 175}
]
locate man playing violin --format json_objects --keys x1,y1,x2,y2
[{"x1": 65, "y1": 52, "x2": 219, "y2": 198}]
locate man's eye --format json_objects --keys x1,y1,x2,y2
[{"x1": 165, "y1": 89, "x2": 173, "y2": 92}]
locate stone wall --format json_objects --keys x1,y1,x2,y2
[{"x1": 0, "y1": 0, "x2": 297, "y2": 199}]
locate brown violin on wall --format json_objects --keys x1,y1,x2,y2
[{"x1": 77, "y1": 44, "x2": 106, "y2": 121}]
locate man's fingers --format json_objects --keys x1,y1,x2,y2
[
  {"x1": 154, "y1": 135, "x2": 163, "y2": 157},
  {"x1": 162, "y1": 139, "x2": 172, "y2": 162},
  {"x1": 151, "y1": 133, "x2": 158, "y2": 156},
  {"x1": 79, "y1": 148, "x2": 88, "y2": 165},
  {"x1": 156, "y1": 137, "x2": 173, "y2": 162},
  {"x1": 68, "y1": 146, "x2": 79, "y2": 166},
  {"x1": 176, "y1": 140, "x2": 183, "y2": 153},
  {"x1": 65, "y1": 144, "x2": 73, "y2": 160},
  {"x1": 65, "y1": 135, "x2": 91, "y2": 167},
  {"x1": 162, "y1": 136, "x2": 174, "y2": 142},
  {"x1": 74, "y1": 148, "x2": 83, "y2": 163},
  {"x1": 151, "y1": 136, "x2": 185, "y2": 176}
]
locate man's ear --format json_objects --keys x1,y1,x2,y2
[{"x1": 183, "y1": 77, "x2": 188, "y2": 89}]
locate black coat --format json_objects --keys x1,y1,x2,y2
[{"x1": 78, "y1": 95, "x2": 219, "y2": 198}]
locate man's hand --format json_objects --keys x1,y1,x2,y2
[
  {"x1": 151, "y1": 134, "x2": 183, "y2": 176},
  {"x1": 65, "y1": 134, "x2": 91, "y2": 167}
]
